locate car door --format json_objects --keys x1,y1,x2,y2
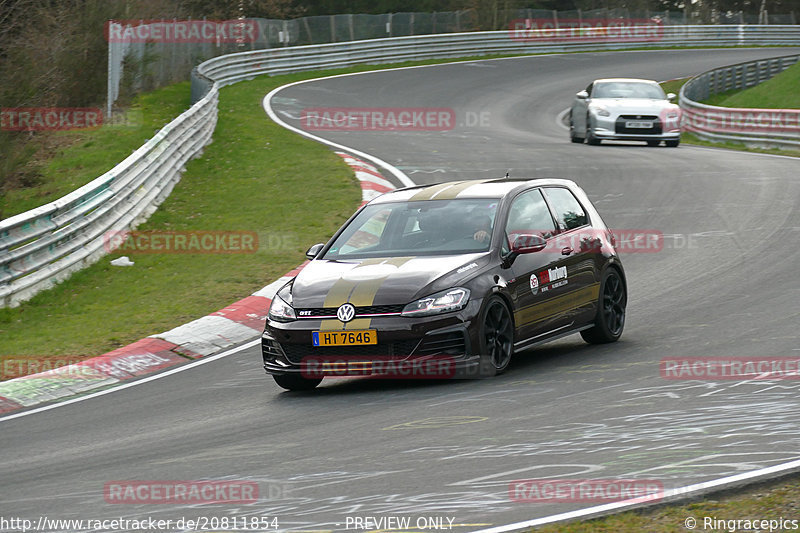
[
  {"x1": 538, "y1": 186, "x2": 602, "y2": 331},
  {"x1": 501, "y1": 188, "x2": 565, "y2": 345}
]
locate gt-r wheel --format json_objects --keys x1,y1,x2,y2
[
  {"x1": 585, "y1": 114, "x2": 601, "y2": 145},
  {"x1": 665, "y1": 139, "x2": 680, "y2": 147},
  {"x1": 581, "y1": 268, "x2": 626, "y2": 344},
  {"x1": 646, "y1": 140, "x2": 660, "y2": 146},
  {"x1": 273, "y1": 374, "x2": 322, "y2": 391},
  {"x1": 569, "y1": 114, "x2": 584, "y2": 143},
  {"x1": 479, "y1": 295, "x2": 514, "y2": 374}
]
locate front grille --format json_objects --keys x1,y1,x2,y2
[
  {"x1": 416, "y1": 331, "x2": 466, "y2": 355},
  {"x1": 280, "y1": 340, "x2": 419, "y2": 363},
  {"x1": 615, "y1": 115, "x2": 662, "y2": 134},
  {"x1": 296, "y1": 304, "x2": 405, "y2": 318}
]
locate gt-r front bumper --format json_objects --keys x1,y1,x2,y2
[{"x1": 592, "y1": 114, "x2": 680, "y2": 142}]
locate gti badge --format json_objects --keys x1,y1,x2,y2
[{"x1": 337, "y1": 303, "x2": 356, "y2": 323}]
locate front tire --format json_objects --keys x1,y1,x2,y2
[
  {"x1": 569, "y1": 114, "x2": 584, "y2": 143},
  {"x1": 646, "y1": 140, "x2": 660, "y2": 147},
  {"x1": 665, "y1": 139, "x2": 680, "y2": 147},
  {"x1": 586, "y1": 114, "x2": 601, "y2": 145},
  {"x1": 581, "y1": 268, "x2": 626, "y2": 344},
  {"x1": 273, "y1": 374, "x2": 322, "y2": 391},
  {"x1": 479, "y1": 295, "x2": 514, "y2": 375}
]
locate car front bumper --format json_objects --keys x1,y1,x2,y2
[
  {"x1": 261, "y1": 299, "x2": 495, "y2": 379},
  {"x1": 592, "y1": 114, "x2": 680, "y2": 142}
]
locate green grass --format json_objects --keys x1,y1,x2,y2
[
  {"x1": 659, "y1": 77, "x2": 800, "y2": 158},
  {"x1": 533, "y1": 474, "x2": 800, "y2": 532},
  {"x1": 0, "y1": 85, "x2": 191, "y2": 219},
  {"x1": 704, "y1": 61, "x2": 800, "y2": 108}
]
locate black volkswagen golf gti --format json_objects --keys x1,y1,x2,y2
[{"x1": 262, "y1": 178, "x2": 626, "y2": 390}]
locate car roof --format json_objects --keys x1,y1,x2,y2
[
  {"x1": 593, "y1": 78, "x2": 659, "y2": 84},
  {"x1": 369, "y1": 178, "x2": 578, "y2": 204}
]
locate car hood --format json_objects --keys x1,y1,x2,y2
[
  {"x1": 592, "y1": 98, "x2": 679, "y2": 115},
  {"x1": 290, "y1": 253, "x2": 490, "y2": 308}
]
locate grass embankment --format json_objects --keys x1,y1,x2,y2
[
  {"x1": 703, "y1": 61, "x2": 800, "y2": 109},
  {"x1": 0, "y1": 72, "x2": 362, "y2": 361},
  {"x1": 0, "y1": 87, "x2": 191, "y2": 219},
  {"x1": 660, "y1": 71, "x2": 800, "y2": 158},
  {"x1": 533, "y1": 474, "x2": 800, "y2": 532}
]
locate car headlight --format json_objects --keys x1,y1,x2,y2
[
  {"x1": 590, "y1": 105, "x2": 611, "y2": 117},
  {"x1": 401, "y1": 288, "x2": 470, "y2": 317},
  {"x1": 268, "y1": 284, "x2": 296, "y2": 322}
]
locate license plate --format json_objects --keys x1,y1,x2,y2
[
  {"x1": 625, "y1": 121, "x2": 653, "y2": 128},
  {"x1": 313, "y1": 330, "x2": 377, "y2": 346}
]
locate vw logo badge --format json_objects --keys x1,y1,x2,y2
[{"x1": 337, "y1": 303, "x2": 356, "y2": 323}]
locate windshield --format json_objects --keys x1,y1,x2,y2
[
  {"x1": 322, "y1": 198, "x2": 499, "y2": 259},
  {"x1": 593, "y1": 81, "x2": 666, "y2": 99}
]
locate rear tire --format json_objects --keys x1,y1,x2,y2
[
  {"x1": 273, "y1": 374, "x2": 322, "y2": 391},
  {"x1": 581, "y1": 268, "x2": 626, "y2": 344}
]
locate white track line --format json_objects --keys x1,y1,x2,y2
[
  {"x1": 263, "y1": 81, "x2": 414, "y2": 188},
  {"x1": 471, "y1": 458, "x2": 800, "y2": 532},
  {"x1": 0, "y1": 340, "x2": 259, "y2": 424}
]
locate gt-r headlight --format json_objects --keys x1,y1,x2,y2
[
  {"x1": 590, "y1": 105, "x2": 611, "y2": 117},
  {"x1": 401, "y1": 288, "x2": 470, "y2": 317},
  {"x1": 268, "y1": 284, "x2": 296, "y2": 322}
]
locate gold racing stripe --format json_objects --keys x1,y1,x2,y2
[
  {"x1": 408, "y1": 181, "x2": 467, "y2": 202},
  {"x1": 429, "y1": 179, "x2": 492, "y2": 200},
  {"x1": 514, "y1": 283, "x2": 600, "y2": 326},
  {"x1": 320, "y1": 257, "x2": 414, "y2": 331}
]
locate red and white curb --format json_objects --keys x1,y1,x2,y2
[{"x1": 0, "y1": 153, "x2": 395, "y2": 415}]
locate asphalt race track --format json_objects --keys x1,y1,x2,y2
[{"x1": 2, "y1": 48, "x2": 800, "y2": 532}]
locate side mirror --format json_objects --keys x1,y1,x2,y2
[
  {"x1": 512, "y1": 234, "x2": 547, "y2": 254},
  {"x1": 576, "y1": 90, "x2": 589, "y2": 100},
  {"x1": 667, "y1": 92, "x2": 676, "y2": 102},
  {"x1": 305, "y1": 243, "x2": 325, "y2": 259},
  {"x1": 503, "y1": 234, "x2": 547, "y2": 268}
]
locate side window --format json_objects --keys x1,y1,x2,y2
[
  {"x1": 586, "y1": 83, "x2": 593, "y2": 97},
  {"x1": 504, "y1": 189, "x2": 557, "y2": 246},
  {"x1": 543, "y1": 187, "x2": 588, "y2": 230}
]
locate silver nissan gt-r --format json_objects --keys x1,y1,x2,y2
[{"x1": 569, "y1": 78, "x2": 681, "y2": 147}]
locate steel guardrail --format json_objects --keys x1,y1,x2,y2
[
  {"x1": 3, "y1": 25, "x2": 800, "y2": 307},
  {"x1": 679, "y1": 53, "x2": 800, "y2": 147}
]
